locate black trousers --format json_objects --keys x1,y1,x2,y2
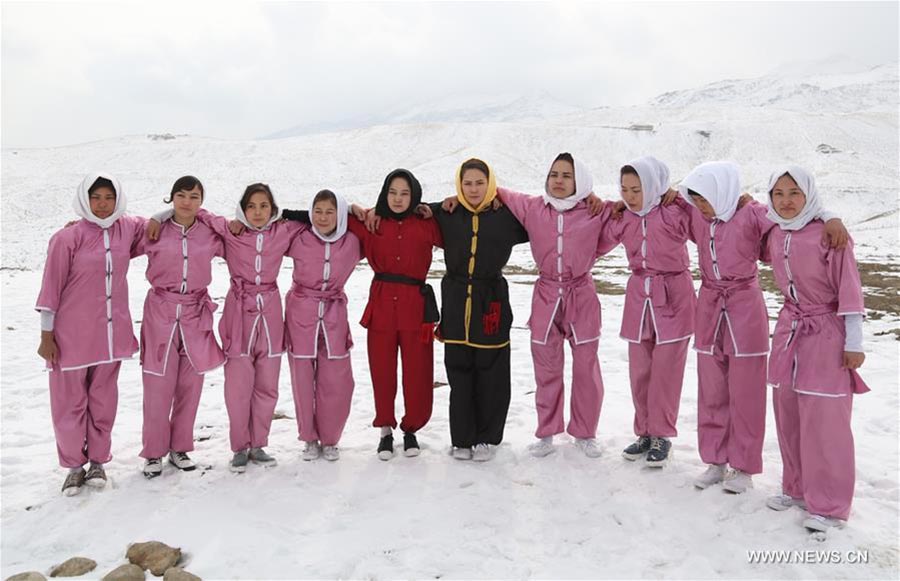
[{"x1": 444, "y1": 343, "x2": 511, "y2": 448}]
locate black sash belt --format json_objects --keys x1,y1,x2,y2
[{"x1": 373, "y1": 273, "x2": 440, "y2": 323}]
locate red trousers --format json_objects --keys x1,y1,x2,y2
[{"x1": 367, "y1": 327, "x2": 434, "y2": 433}]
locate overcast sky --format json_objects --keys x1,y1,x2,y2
[{"x1": 2, "y1": 1, "x2": 897, "y2": 148}]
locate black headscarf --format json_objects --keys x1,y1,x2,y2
[{"x1": 375, "y1": 168, "x2": 422, "y2": 220}]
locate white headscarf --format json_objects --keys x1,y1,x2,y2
[
  {"x1": 543, "y1": 154, "x2": 594, "y2": 212},
  {"x1": 73, "y1": 172, "x2": 127, "y2": 228},
  {"x1": 678, "y1": 161, "x2": 742, "y2": 222},
  {"x1": 235, "y1": 202, "x2": 283, "y2": 231},
  {"x1": 309, "y1": 190, "x2": 348, "y2": 243},
  {"x1": 624, "y1": 156, "x2": 670, "y2": 217},
  {"x1": 765, "y1": 165, "x2": 824, "y2": 231}
]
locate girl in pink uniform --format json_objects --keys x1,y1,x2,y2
[
  {"x1": 679, "y1": 162, "x2": 847, "y2": 494},
  {"x1": 136, "y1": 176, "x2": 225, "y2": 478},
  {"x1": 599, "y1": 157, "x2": 695, "y2": 467},
  {"x1": 763, "y1": 166, "x2": 867, "y2": 533},
  {"x1": 152, "y1": 184, "x2": 307, "y2": 472},
  {"x1": 37, "y1": 173, "x2": 146, "y2": 495},
  {"x1": 285, "y1": 190, "x2": 363, "y2": 462},
  {"x1": 496, "y1": 153, "x2": 613, "y2": 458}
]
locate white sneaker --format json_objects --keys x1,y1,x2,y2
[
  {"x1": 168, "y1": 451, "x2": 196, "y2": 471},
  {"x1": 574, "y1": 438, "x2": 602, "y2": 458},
  {"x1": 302, "y1": 441, "x2": 321, "y2": 461},
  {"x1": 322, "y1": 446, "x2": 340, "y2": 461},
  {"x1": 143, "y1": 458, "x2": 163, "y2": 479},
  {"x1": 767, "y1": 494, "x2": 806, "y2": 511},
  {"x1": 723, "y1": 470, "x2": 753, "y2": 494},
  {"x1": 803, "y1": 514, "x2": 846, "y2": 532},
  {"x1": 694, "y1": 463, "x2": 727, "y2": 489},
  {"x1": 472, "y1": 443, "x2": 493, "y2": 462},
  {"x1": 528, "y1": 437, "x2": 555, "y2": 458},
  {"x1": 452, "y1": 447, "x2": 472, "y2": 460}
]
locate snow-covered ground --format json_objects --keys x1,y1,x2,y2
[{"x1": 2, "y1": 64, "x2": 898, "y2": 579}]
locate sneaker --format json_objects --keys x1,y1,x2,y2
[
  {"x1": 574, "y1": 438, "x2": 602, "y2": 458},
  {"x1": 142, "y1": 458, "x2": 163, "y2": 479},
  {"x1": 322, "y1": 446, "x2": 340, "y2": 461},
  {"x1": 230, "y1": 449, "x2": 250, "y2": 473},
  {"x1": 803, "y1": 514, "x2": 846, "y2": 532},
  {"x1": 452, "y1": 447, "x2": 473, "y2": 461},
  {"x1": 302, "y1": 441, "x2": 321, "y2": 461},
  {"x1": 694, "y1": 463, "x2": 727, "y2": 489},
  {"x1": 472, "y1": 443, "x2": 493, "y2": 462},
  {"x1": 645, "y1": 437, "x2": 672, "y2": 467},
  {"x1": 61, "y1": 468, "x2": 85, "y2": 496},
  {"x1": 403, "y1": 432, "x2": 420, "y2": 457},
  {"x1": 723, "y1": 470, "x2": 753, "y2": 494},
  {"x1": 168, "y1": 451, "x2": 196, "y2": 472},
  {"x1": 767, "y1": 494, "x2": 806, "y2": 512},
  {"x1": 250, "y1": 447, "x2": 277, "y2": 467},
  {"x1": 622, "y1": 436, "x2": 652, "y2": 461},
  {"x1": 528, "y1": 436, "x2": 555, "y2": 458},
  {"x1": 377, "y1": 433, "x2": 394, "y2": 461},
  {"x1": 84, "y1": 463, "x2": 108, "y2": 488}
]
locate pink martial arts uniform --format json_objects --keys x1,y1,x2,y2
[
  {"x1": 497, "y1": 157, "x2": 613, "y2": 440},
  {"x1": 284, "y1": 194, "x2": 363, "y2": 447},
  {"x1": 766, "y1": 167, "x2": 868, "y2": 521},
  {"x1": 135, "y1": 216, "x2": 225, "y2": 460},
  {"x1": 195, "y1": 208, "x2": 304, "y2": 453},
  {"x1": 36, "y1": 173, "x2": 145, "y2": 468},
  {"x1": 600, "y1": 157, "x2": 695, "y2": 439},
  {"x1": 680, "y1": 162, "x2": 771, "y2": 475}
]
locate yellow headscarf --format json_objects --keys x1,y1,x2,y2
[{"x1": 455, "y1": 158, "x2": 497, "y2": 214}]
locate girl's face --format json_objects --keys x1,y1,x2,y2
[
  {"x1": 245, "y1": 191, "x2": 273, "y2": 228},
  {"x1": 387, "y1": 177, "x2": 412, "y2": 214},
  {"x1": 770, "y1": 174, "x2": 807, "y2": 220},
  {"x1": 173, "y1": 185, "x2": 203, "y2": 223},
  {"x1": 620, "y1": 173, "x2": 643, "y2": 211},
  {"x1": 312, "y1": 199, "x2": 338, "y2": 235},
  {"x1": 546, "y1": 159, "x2": 576, "y2": 199},
  {"x1": 690, "y1": 193, "x2": 717, "y2": 220},
  {"x1": 461, "y1": 168, "x2": 488, "y2": 208},
  {"x1": 89, "y1": 186, "x2": 117, "y2": 219}
]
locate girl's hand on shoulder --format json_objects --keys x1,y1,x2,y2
[
  {"x1": 491, "y1": 197, "x2": 503, "y2": 211},
  {"x1": 441, "y1": 196, "x2": 458, "y2": 213},
  {"x1": 415, "y1": 204, "x2": 433, "y2": 219},
  {"x1": 228, "y1": 220, "x2": 245, "y2": 236},
  {"x1": 364, "y1": 208, "x2": 381, "y2": 233},
  {"x1": 147, "y1": 219, "x2": 161, "y2": 241},
  {"x1": 661, "y1": 188, "x2": 679, "y2": 205},
  {"x1": 842, "y1": 351, "x2": 865, "y2": 369},
  {"x1": 737, "y1": 193, "x2": 754, "y2": 209},
  {"x1": 611, "y1": 200, "x2": 626, "y2": 220},
  {"x1": 586, "y1": 192, "x2": 604, "y2": 216},
  {"x1": 823, "y1": 219, "x2": 849, "y2": 249}
]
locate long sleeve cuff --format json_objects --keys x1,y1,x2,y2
[
  {"x1": 152, "y1": 208, "x2": 174, "y2": 222},
  {"x1": 843, "y1": 313, "x2": 864, "y2": 352},
  {"x1": 40, "y1": 310, "x2": 55, "y2": 332}
]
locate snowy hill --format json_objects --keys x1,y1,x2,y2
[{"x1": 1, "y1": 64, "x2": 898, "y2": 579}]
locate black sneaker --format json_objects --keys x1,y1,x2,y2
[
  {"x1": 403, "y1": 432, "x2": 420, "y2": 457},
  {"x1": 622, "y1": 436, "x2": 652, "y2": 461},
  {"x1": 646, "y1": 437, "x2": 672, "y2": 467},
  {"x1": 377, "y1": 433, "x2": 394, "y2": 461}
]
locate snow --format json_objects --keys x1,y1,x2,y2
[{"x1": 1, "y1": 64, "x2": 898, "y2": 579}]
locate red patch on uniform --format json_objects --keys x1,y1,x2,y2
[{"x1": 482, "y1": 302, "x2": 501, "y2": 335}]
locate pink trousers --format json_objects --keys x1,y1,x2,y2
[
  {"x1": 49, "y1": 361, "x2": 121, "y2": 468},
  {"x1": 289, "y1": 330, "x2": 354, "y2": 446},
  {"x1": 532, "y1": 308, "x2": 604, "y2": 439},
  {"x1": 141, "y1": 331, "x2": 204, "y2": 459},
  {"x1": 223, "y1": 328, "x2": 281, "y2": 452},
  {"x1": 696, "y1": 331, "x2": 767, "y2": 474},
  {"x1": 774, "y1": 385, "x2": 855, "y2": 520},
  {"x1": 628, "y1": 311, "x2": 689, "y2": 438}
]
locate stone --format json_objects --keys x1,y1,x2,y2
[
  {"x1": 126, "y1": 542, "x2": 181, "y2": 577},
  {"x1": 101, "y1": 564, "x2": 145, "y2": 581},
  {"x1": 162, "y1": 569, "x2": 200, "y2": 581},
  {"x1": 5, "y1": 573, "x2": 47, "y2": 581},
  {"x1": 49, "y1": 558, "x2": 96, "y2": 577}
]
